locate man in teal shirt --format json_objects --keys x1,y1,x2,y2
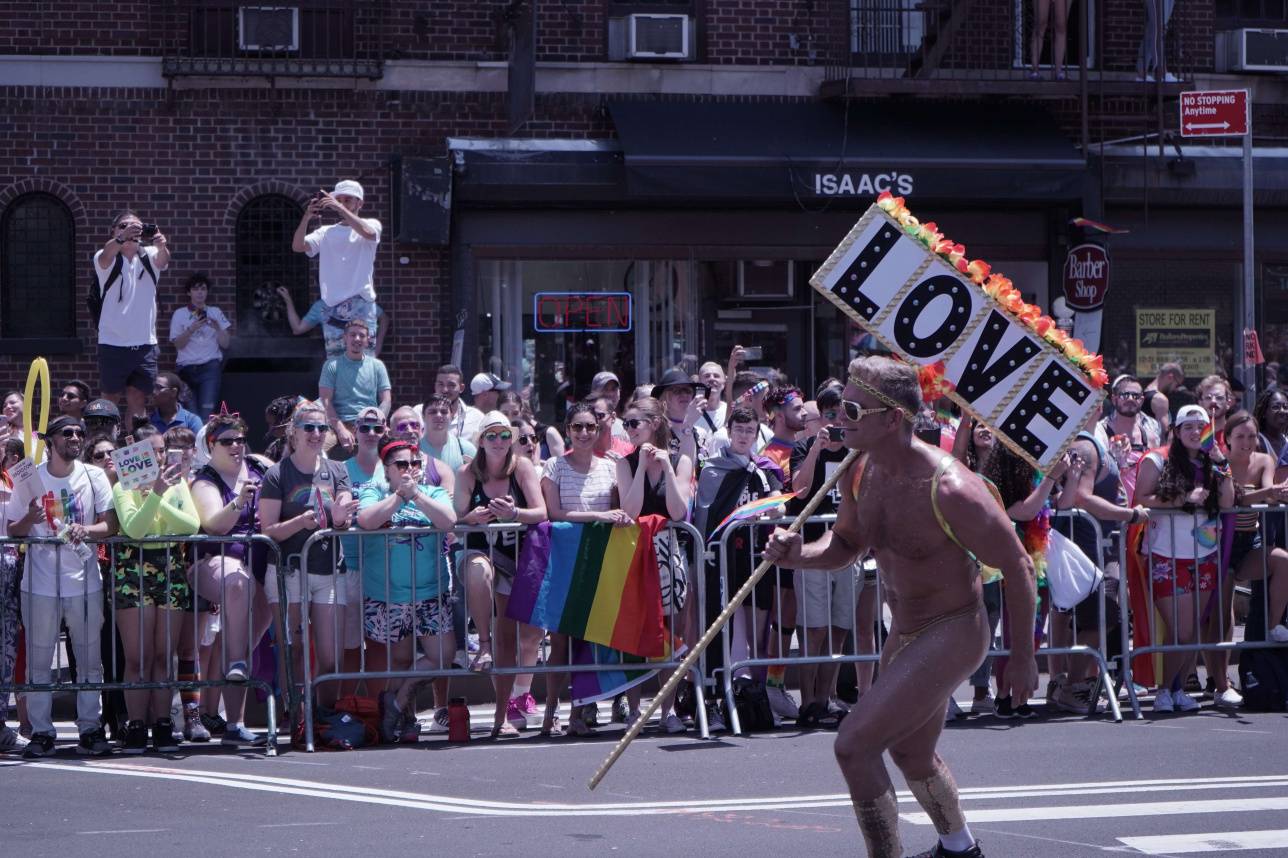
[{"x1": 319, "y1": 319, "x2": 391, "y2": 459}]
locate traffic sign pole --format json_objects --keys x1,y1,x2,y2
[{"x1": 1243, "y1": 129, "x2": 1256, "y2": 407}]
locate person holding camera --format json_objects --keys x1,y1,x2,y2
[
  {"x1": 291, "y1": 180, "x2": 381, "y2": 344},
  {"x1": 170, "y1": 273, "x2": 231, "y2": 419},
  {"x1": 94, "y1": 211, "x2": 170, "y2": 425}
]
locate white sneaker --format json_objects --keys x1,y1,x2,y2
[
  {"x1": 1153, "y1": 688, "x2": 1174, "y2": 713},
  {"x1": 766, "y1": 686, "x2": 799, "y2": 721},
  {"x1": 1214, "y1": 687, "x2": 1243, "y2": 709},
  {"x1": 970, "y1": 695, "x2": 995, "y2": 716},
  {"x1": 0, "y1": 724, "x2": 28, "y2": 752},
  {"x1": 428, "y1": 707, "x2": 450, "y2": 734},
  {"x1": 1269, "y1": 624, "x2": 1288, "y2": 643},
  {"x1": 1173, "y1": 691, "x2": 1201, "y2": 713},
  {"x1": 706, "y1": 708, "x2": 727, "y2": 733},
  {"x1": 945, "y1": 697, "x2": 965, "y2": 722},
  {"x1": 662, "y1": 713, "x2": 686, "y2": 734}
]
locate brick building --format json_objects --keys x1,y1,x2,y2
[{"x1": 2, "y1": 1, "x2": 1288, "y2": 439}]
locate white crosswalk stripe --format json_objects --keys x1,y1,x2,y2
[
  {"x1": 902, "y1": 796, "x2": 1288, "y2": 826},
  {"x1": 1118, "y1": 829, "x2": 1288, "y2": 854}
]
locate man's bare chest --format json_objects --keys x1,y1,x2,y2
[{"x1": 855, "y1": 474, "x2": 946, "y2": 560}]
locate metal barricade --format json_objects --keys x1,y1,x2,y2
[
  {"x1": 297, "y1": 520, "x2": 709, "y2": 751},
  {"x1": 714, "y1": 510, "x2": 1122, "y2": 735},
  {"x1": 1118, "y1": 504, "x2": 1288, "y2": 719},
  {"x1": 0, "y1": 533, "x2": 289, "y2": 756}
]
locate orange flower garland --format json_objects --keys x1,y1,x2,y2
[{"x1": 876, "y1": 191, "x2": 1108, "y2": 389}]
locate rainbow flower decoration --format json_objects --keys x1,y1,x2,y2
[{"x1": 876, "y1": 191, "x2": 1108, "y2": 390}]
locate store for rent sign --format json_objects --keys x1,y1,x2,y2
[
  {"x1": 1136, "y1": 308, "x2": 1216, "y2": 378},
  {"x1": 811, "y1": 204, "x2": 1101, "y2": 470},
  {"x1": 813, "y1": 172, "x2": 914, "y2": 197},
  {"x1": 533, "y1": 292, "x2": 632, "y2": 333}
]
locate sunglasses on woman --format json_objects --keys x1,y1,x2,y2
[
  {"x1": 482, "y1": 430, "x2": 512, "y2": 443},
  {"x1": 515, "y1": 433, "x2": 536, "y2": 445},
  {"x1": 568, "y1": 422, "x2": 598, "y2": 434},
  {"x1": 214, "y1": 436, "x2": 247, "y2": 447},
  {"x1": 296, "y1": 423, "x2": 328, "y2": 434},
  {"x1": 357, "y1": 424, "x2": 385, "y2": 435},
  {"x1": 390, "y1": 458, "x2": 423, "y2": 471},
  {"x1": 840, "y1": 400, "x2": 890, "y2": 422},
  {"x1": 90, "y1": 449, "x2": 112, "y2": 461},
  {"x1": 622, "y1": 418, "x2": 646, "y2": 429}
]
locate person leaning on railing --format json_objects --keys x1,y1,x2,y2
[
  {"x1": 1134, "y1": 405, "x2": 1234, "y2": 714},
  {"x1": 190, "y1": 410, "x2": 273, "y2": 746},
  {"x1": 110, "y1": 426, "x2": 200, "y2": 754},
  {"x1": 1224, "y1": 413, "x2": 1288, "y2": 644},
  {"x1": 356, "y1": 439, "x2": 456, "y2": 744}
]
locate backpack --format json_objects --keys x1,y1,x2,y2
[
  {"x1": 88, "y1": 251, "x2": 157, "y2": 325},
  {"x1": 1238, "y1": 648, "x2": 1288, "y2": 712},
  {"x1": 334, "y1": 695, "x2": 382, "y2": 746},
  {"x1": 732, "y1": 677, "x2": 776, "y2": 732},
  {"x1": 313, "y1": 709, "x2": 370, "y2": 750}
]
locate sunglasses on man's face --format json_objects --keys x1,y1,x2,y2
[
  {"x1": 357, "y1": 424, "x2": 385, "y2": 435},
  {"x1": 390, "y1": 458, "x2": 423, "y2": 472},
  {"x1": 840, "y1": 400, "x2": 891, "y2": 422},
  {"x1": 59, "y1": 428, "x2": 85, "y2": 439},
  {"x1": 395, "y1": 421, "x2": 422, "y2": 433},
  {"x1": 482, "y1": 430, "x2": 513, "y2": 443},
  {"x1": 214, "y1": 436, "x2": 247, "y2": 448}
]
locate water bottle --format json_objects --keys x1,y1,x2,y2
[{"x1": 447, "y1": 697, "x2": 470, "y2": 743}]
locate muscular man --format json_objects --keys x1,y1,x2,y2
[{"x1": 765, "y1": 356, "x2": 1038, "y2": 858}]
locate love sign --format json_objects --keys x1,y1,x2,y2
[
  {"x1": 110, "y1": 439, "x2": 160, "y2": 492},
  {"x1": 811, "y1": 199, "x2": 1106, "y2": 470}
]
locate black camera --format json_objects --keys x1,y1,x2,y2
[
  {"x1": 827, "y1": 426, "x2": 845, "y2": 443},
  {"x1": 140, "y1": 223, "x2": 158, "y2": 240}
]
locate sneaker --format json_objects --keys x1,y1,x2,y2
[
  {"x1": 517, "y1": 692, "x2": 539, "y2": 716},
  {"x1": 225, "y1": 661, "x2": 248, "y2": 682},
  {"x1": 583, "y1": 701, "x2": 601, "y2": 728},
  {"x1": 505, "y1": 698, "x2": 528, "y2": 731},
  {"x1": 152, "y1": 719, "x2": 180, "y2": 753},
  {"x1": 22, "y1": 733, "x2": 56, "y2": 758},
  {"x1": 378, "y1": 691, "x2": 403, "y2": 744},
  {"x1": 123, "y1": 720, "x2": 149, "y2": 755},
  {"x1": 662, "y1": 713, "x2": 686, "y2": 734},
  {"x1": 996, "y1": 697, "x2": 1037, "y2": 720},
  {"x1": 1173, "y1": 691, "x2": 1201, "y2": 713},
  {"x1": 908, "y1": 840, "x2": 985, "y2": 857},
  {"x1": 1214, "y1": 687, "x2": 1243, "y2": 709},
  {"x1": 76, "y1": 727, "x2": 112, "y2": 756},
  {"x1": 452, "y1": 649, "x2": 470, "y2": 670},
  {"x1": 970, "y1": 695, "x2": 995, "y2": 716},
  {"x1": 994, "y1": 696, "x2": 1016, "y2": 719},
  {"x1": 397, "y1": 708, "x2": 422, "y2": 744},
  {"x1": 427, "y1": 707, "x2": 450, "y2": 734},
  {"x1": 1153, "y1": 688, "x2": 1174, "y2": 713},
  {"x1": 1052, "y1": 679, "x2": 1103, "y2": 714},
  {"x1": 624, "y1": 710, "x2": 641, "y2": 730},
  {"x1": 612, "y1": 694, "x2": 630, "y2": 724},
  {"x1": 1270, "y1": 623, "x2": 1288, "y2": 643},
  {"x1": 200, "y1": 712, "x2": 227, "y2": 736},
  {"x1": 183, "y1": 707, "x2": 211, "y2": 742},
  {"x1": 466, "y1": 632, "x2": 480, "y2": 653},
  {"x1": 221, "y1": 724, "x2": 265, "y2": 746},
  {"x1": 945, "y1": 697, "x2": 965, "y2": 722},
  {"x1": 0, "y1": 724, "x2": 28, "y2": 752},
  {"x1": 767, "y1": 686, "x2": 800, "y2": 721},
  {"x1": 706, "y1": 707, "x2": 727, "y2": 733}
]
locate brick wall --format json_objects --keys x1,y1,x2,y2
[{"x1": 704, "y1": 0, "x2": 828, "y2": 65}]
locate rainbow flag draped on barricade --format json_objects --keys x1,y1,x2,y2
[{"x1": 507, "y1": 515, "x2": 674, "y2": 705}]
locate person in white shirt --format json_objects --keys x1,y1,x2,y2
[
  {"x1": 170, "y1": 273, "x2": 232, "y2": 418},
  {"x1": 432, "y1": 364, "x2": 483, "y2": 443},
  {"x1": 291, "y1": 179, "x2": 381, "y2": 334},
  {"x1": 94, "y1": 211, "x2": 171, "y2": 425},
  {"x1": 6, "y1": 415, "x2": 118, "y2": 757}
]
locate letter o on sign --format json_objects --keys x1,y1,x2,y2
[{"x1": 891, "y1": 275, "x2": 973, "y2": 359}]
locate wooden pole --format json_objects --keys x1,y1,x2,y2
[{"x1": 588, "y1": 447, "x2": 863, "y2": 790}]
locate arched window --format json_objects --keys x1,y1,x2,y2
[
  {"x1": 1, "y1": 193, "x2": 76, "y2": 338},
  {"x1": 235, "y1": 194, "x2": 308, "y2": 338}
]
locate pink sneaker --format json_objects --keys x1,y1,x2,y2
[
  {"x1": 518, "y1": 692, "x2": 539, "y2": 715},
  {"x1": 506, "y1": 698, "x2": 528, "y2": 730}
]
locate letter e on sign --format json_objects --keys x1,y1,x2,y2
[{"x1": 997, "y1": 357, "x2": 1098, "y2": 468}]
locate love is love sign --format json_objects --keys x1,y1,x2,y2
[{"x1": 811, "y1": 195, "x2": 1107, "y2": 471}]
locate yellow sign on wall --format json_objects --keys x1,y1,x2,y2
[{"x1": 1135, "y1": 308, "x2": 1215, "y2": 379}]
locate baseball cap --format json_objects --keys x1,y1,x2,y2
[
  {"x1": 84, "y1": 399, "x2": 121, "y2": 421},
  {"x1": 333, "y1": 179, "x2": 364, "y2": 201},
  {"x1": 355, "y1": 406, "x2": 385, "y2": 425},
  {"x1": 1174, "y1": 404, "x2": 1211, "y2": 427},
  {"x1": 591, "y1": 371, "x2": 620, "y2": 392},
  {"x1": 470, "y1": 372, "x2": 512, "y2": 396}
]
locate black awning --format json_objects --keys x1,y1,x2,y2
[{"x1": 608, "y1": 100, "x2": 1086, "y2": 204}]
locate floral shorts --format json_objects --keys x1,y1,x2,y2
[
  {"x1": 1149, "y1": 553, "x2": 1218, "y2": 600},
  {"x1": 112, "y1": 546, "x2": 192, "y2": 610},
  {"x1": 363, "y1": 595, "x2": 452, "y2": 644}
]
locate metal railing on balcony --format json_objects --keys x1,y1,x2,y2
[
  {"x1": 821, "y1": 0, "x2": 1199, "y2": 98},
  {"x1": 162, "y1": 0, "x2": 384, "y2": 79}
]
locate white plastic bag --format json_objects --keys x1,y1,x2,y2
[{"x1": 1046, "y1": 528, "x2": 1103, "y2": 611}]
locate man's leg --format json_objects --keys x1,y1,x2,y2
[
  {"x1": 20, "y1": 591, "x2": 61, "y2": 738},
  {"x1": 63, "y1": 593, "x2": 105, "y2": 735}
]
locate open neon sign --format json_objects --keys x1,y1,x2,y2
[{"x1": 533, "y1": 292, "x2": 633, "y2": 333}]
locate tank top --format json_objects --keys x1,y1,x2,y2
[
  {"x1": 192, "y1": 460, "x2": 269, "y2": 581},
  {"x1": 464, "y1": 470, "x2": 529, "y2": 559},
  {"x1": 1236, "y1": 483, "x2": 1260, "y2": 532},
  {"x1": 625, "y1": 449, "x2": 676, "y2": 518}
]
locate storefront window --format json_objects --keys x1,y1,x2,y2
[{"x1": 1260, "y1": 262, "x2": 1288, "y2": 390}]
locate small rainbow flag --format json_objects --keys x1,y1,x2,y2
[
  {"x1": 1199, "y1": 423, "x2": 1216, "y2": 454},
  {"x1": 713, "y1": 491, "x2": 797, "y2": 535},
  {"x1": 507, "y1": 515, "x2": 669, "y2": 658}
]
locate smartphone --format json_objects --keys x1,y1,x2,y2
[
  {"x1": 140, "y1": 223, "x2": 158, "y2": 239},
  {"x1": 827, "y1": 426, "x2": 845, "y2": 442},
  {"x1": 196, "y1": 308, "x2": 207, "y2": 321},
  {"x1": 165, "y1": 449, "x2": 183, "y2": 468},
  {"x1": 743, "y1": 345, "x2": 764, "y2": 361}
]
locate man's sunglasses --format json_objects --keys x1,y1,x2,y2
[
  {"x1": 394, "y1": 420, "x2": 422, "y2": 433},
  {"x1": 214, "y1": 436, "x2": 247, "y2": 447},
  {"x1": 482, "y1": 430, "x2": 513, "y2": 443},
  {"x1": 390, "y1": 458, "x2": 423, "y2": 471},
  {"x1": 58, "y1": 428, "x2": 85, "y2": 439},
  {"x1": 841, "y1": 400, "x2": 891, "y2": 422},
  {"x1": 357, "y1": 424, "x2": 385, "y2": 435}
]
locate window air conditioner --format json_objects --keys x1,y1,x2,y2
[
  {"x1": 1219, "y1": 28, "x2": 1288, "y2": 72},
  {"x1": 238, "y1": 6, "x2": 300, "y2": 52},
  {"x1": 628, "y1": 14, "x2": 689, "y2": 59}
]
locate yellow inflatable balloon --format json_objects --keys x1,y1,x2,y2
[{"x1": 22, "y1": 357, "x2": 50, "y2": 462}]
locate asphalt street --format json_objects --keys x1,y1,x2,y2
[{"x1": 4, "y1": 697, "x2": 1288, "y2": 858}]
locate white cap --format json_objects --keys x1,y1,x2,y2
[
  {"x1": 1174, "y1": 404, "x2": 1211, "y2": 427},
  {"x1": 333, "y1": 179, "x2": 364, "y2": 201},
  {"x1": 470, "y1": 372, "x2": 512, "y2": 396}
]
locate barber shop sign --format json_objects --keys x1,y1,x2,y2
[{"x1": 1061, "y1": 244, "x2": 1110, "y2": 312}]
